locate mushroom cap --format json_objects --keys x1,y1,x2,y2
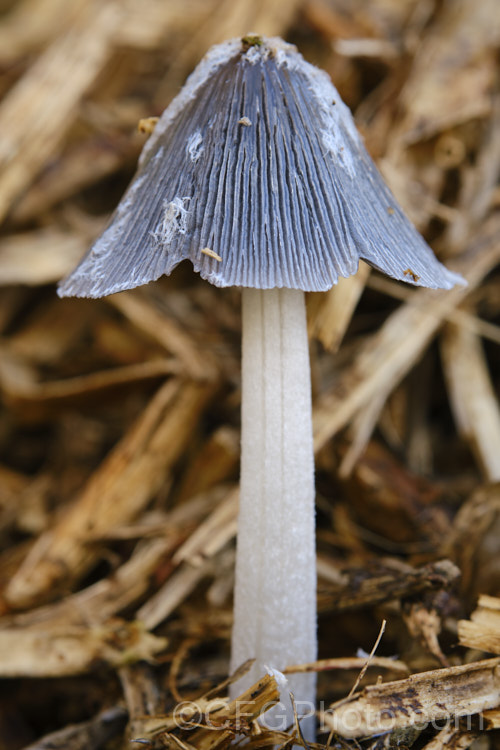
[{"x1": 58, "y1": 35, "x2": 464, "y2": 298}]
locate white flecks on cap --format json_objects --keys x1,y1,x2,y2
[
  {"x1": 151, "y1": 196, "x2": 191, "y2": 247},
  {"x1": 274, "y1": 41, "x2": 363, "y2": 178},
  {"x1": 137, "y1": 38, "x2": 241, "y2": 169},
  {"x1": 186, "y1": 131, "x2": 204, "y2": 162}
]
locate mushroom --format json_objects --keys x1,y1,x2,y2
[{"x1": 58, "y1": 35, "x2": 464, "y2": 735}]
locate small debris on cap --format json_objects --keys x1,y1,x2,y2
[
  {"x1": 138, "y1": 117, "x2": 159, "y2": 135},
  {"x1": 404, "y1": 268, "x2": 420, "y2": 282},
  {"x1": 238, "y1": 116, "x2": 252, "y2": 126},
  {"x1": 241, "y1": 34, "x2": 264, "y2": 50},
  {"x1": 201, "y1": 247, "x2": 222, "y2": 261},
  {"x1": 59, "y1": 35, "x2": 465, "y2": 299}
]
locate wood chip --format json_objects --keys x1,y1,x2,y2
[
  {"x1": 173, "y1": 487, "x2": 238, "y2": 566},
  {"x1": 441, "y1": 322, "x2": 500, "y2": 481},
  {"x1": 420, "y1": 727, "x2": 478, "y2": 750},
  {"x1": 109, "y1": 291, "x2": 215, "y2": 381},
  {"x1": 136, "y1": 673, "x2": 280, "y2": 749},
  {"x1": 458, "y1": 595, "x2": 500, "y2": 655},
  {"x1": 319, "y1": 560, "x2": 460, "y2": 613},
  {"x1": 323, "y1": 658, "x2": 500, "y2": 738},
  {"x1": 0, "y1": 228, "x2": 88, "y2": 286},
  {"x1": 445, "y1": 484, "x2": 500, "y2": 598},
  {"x1": 0, "y1": 620, "x2": 166, "y2": 677},
  {"x1": 0, "y1": 3, "x2": 120, "y2": 222},
  {"x1": 3, "y1": 380, "x2": 213, "y2": 610},
  {"x1": 397, "y1": 0, "x2": 500, "y2": 143},
  {"x1": 313, "y1": 218, "x2": 500, "y2": 452},
  {"x1": 308, "y1": 260, "x2": 371, "y2": 352},
  {"x1": 21, "y1": 706, "x2": 128, "y2": 750}
]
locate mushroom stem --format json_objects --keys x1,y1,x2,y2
[{"x1": 230, "y1": 287, "x2": 317, "y2": 734}]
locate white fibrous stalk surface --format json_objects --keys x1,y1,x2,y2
[{"x1": 231, "y1": 287, "x2": 316, "y2": 735}]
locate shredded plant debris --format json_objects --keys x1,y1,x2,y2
[{"x1": 0, "y1": 1, "x2": 499, "y2": 749}]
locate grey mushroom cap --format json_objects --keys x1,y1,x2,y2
[{"x1": 58, "y1": 36, "x2": 464, "y2": 298}]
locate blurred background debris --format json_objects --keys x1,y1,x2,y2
[{"x1": 0, "y1": 0, "x2": 499, "y2": 748}]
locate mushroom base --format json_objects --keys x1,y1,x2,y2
[{"x1": 231, "y1": 287, "x2": 317, "y2": 738}]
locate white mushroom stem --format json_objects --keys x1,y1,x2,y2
[{"x1": 230, "y1": 287, "x2": 317, "y2": 734}]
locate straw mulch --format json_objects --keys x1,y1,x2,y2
[{"x1": 0, "y1": 0, "x2": 499, "y2": 748}]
